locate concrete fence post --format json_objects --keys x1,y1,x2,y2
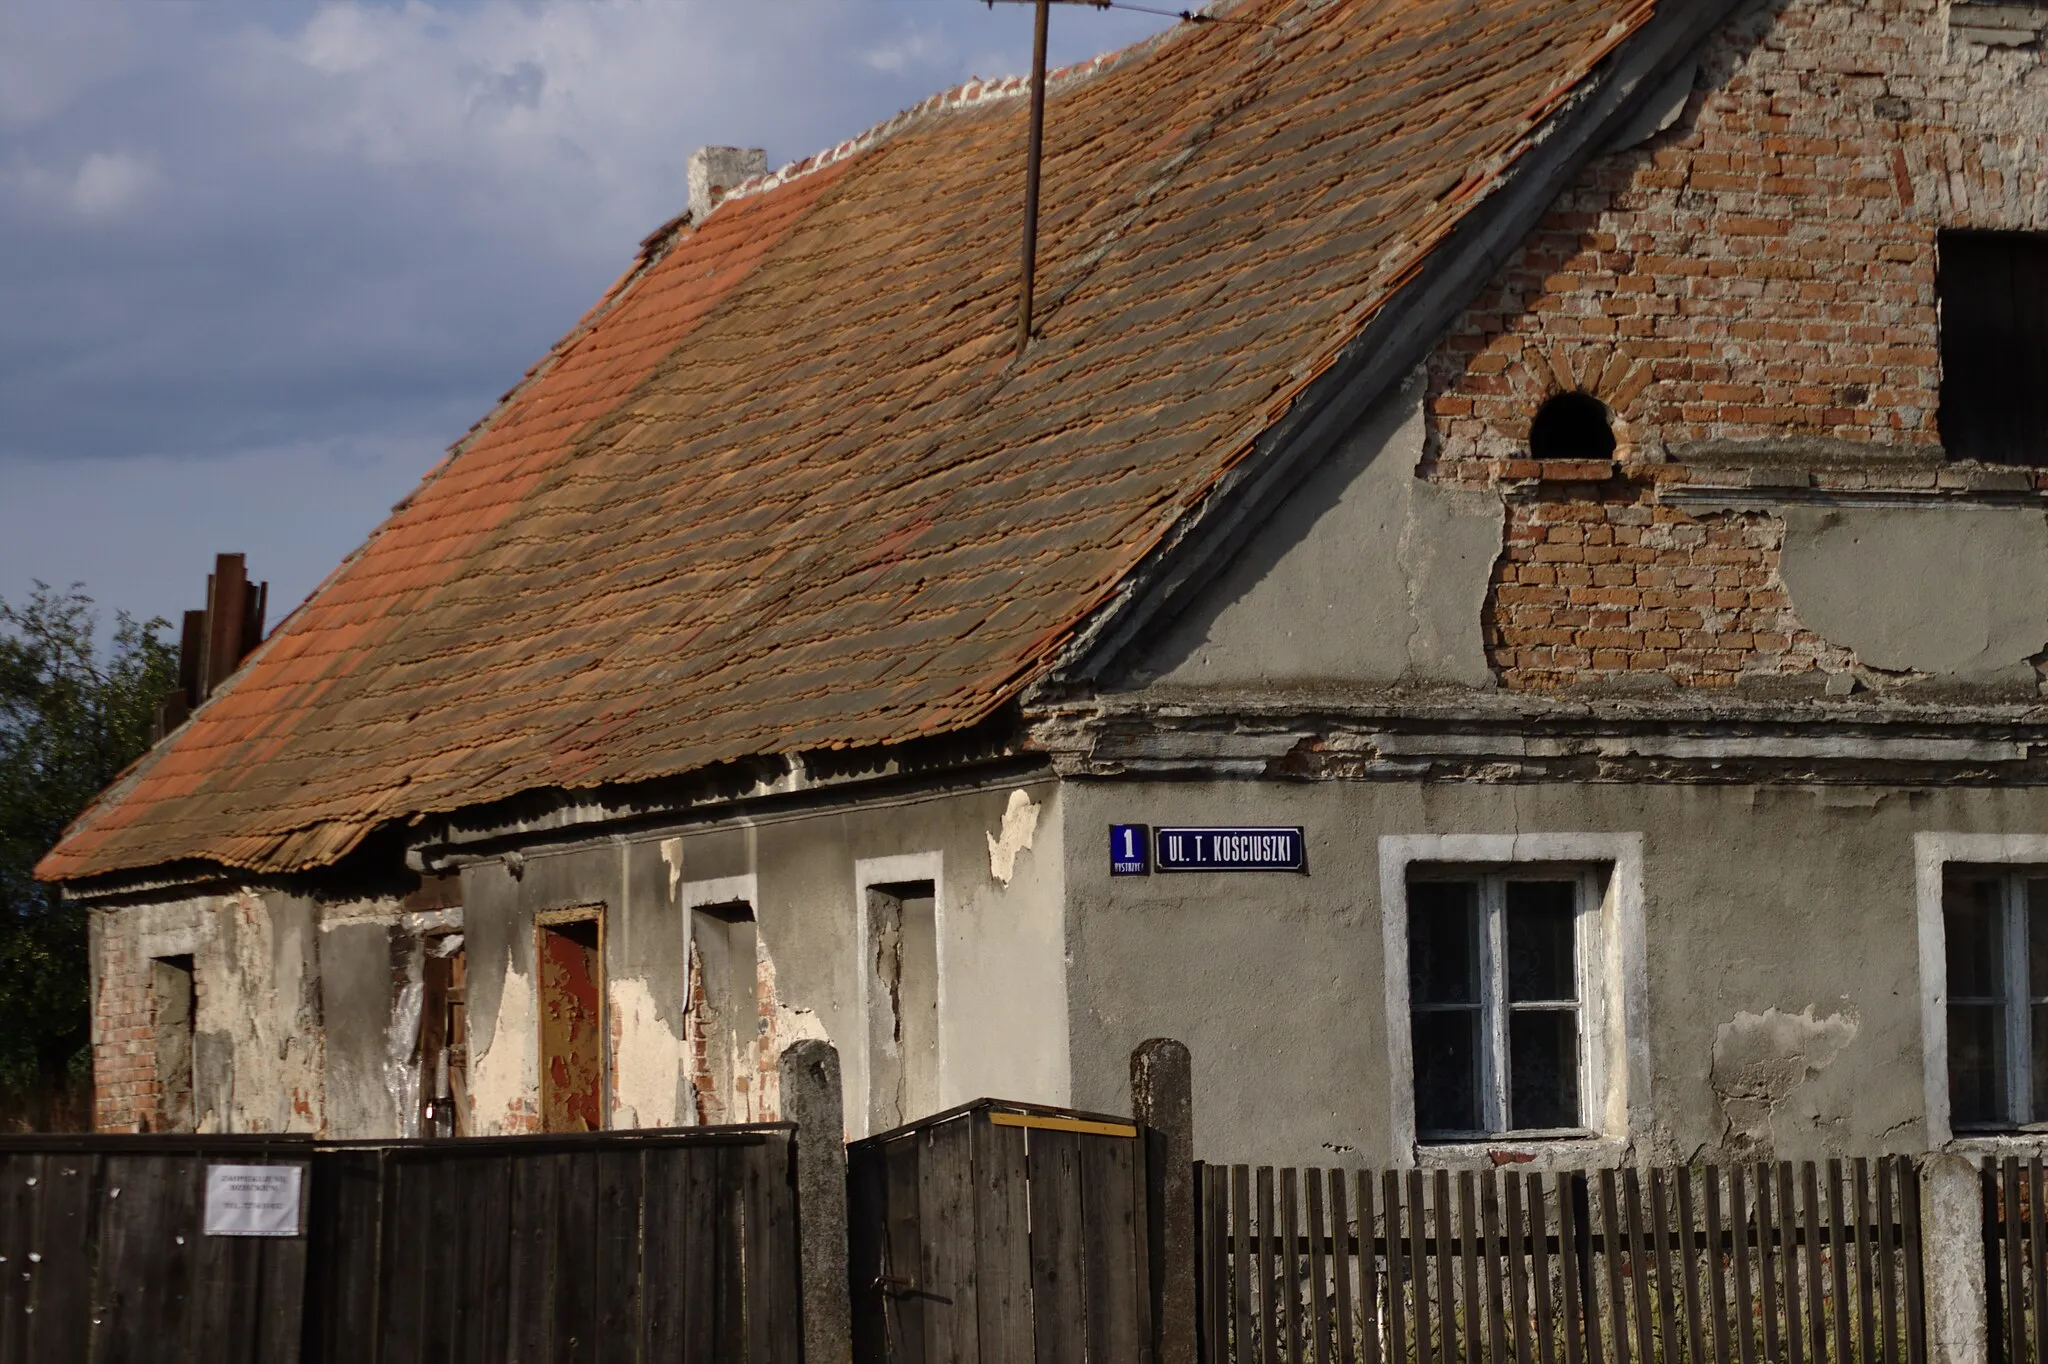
[
  {"x1": 1132, "y1": 1037, "x2": 1197, "y2": 1364},
  {"x1": 780, "y1": 1038, "x2": 852, "y2": 1364},
  {"x1": 1921, "y1": 1152, "x2": 1987, "y2": 1364}
]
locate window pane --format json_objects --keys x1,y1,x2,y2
[
  {"x1": 1506, "y1": 881, "x2": 1577, "y2": 1002},
  {"x1": 1410, "y1": 881, "x2": 1479, "y2": 1006},
  {"x1": 2036, "y1": 1005, "x2": 2048, "y2": 1122},
  {"x1": 1509, "y1": 1010, "x2": 1580, "y2": 1131},
  {"x1": 1950, "y1": 1002, "x2": 2008, "y2": 1127},
  {"x1": 2032, "y1": 880, "x2": 2048, "y2": 1000},
  {"x1": 1945, "y1": 878, "x2": 2005, "y2": 998},
  {"x1": 1412, "y1": 1009, "x2": 1481, "y2": 1136}
]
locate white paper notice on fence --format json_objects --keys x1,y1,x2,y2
[{"x1": 203, "y1": 1165, "x2": 304, "y2": 1238}]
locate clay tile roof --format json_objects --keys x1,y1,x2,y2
[{"x1": 42, "y1": 0, "x2": 1660, "y2": 883}]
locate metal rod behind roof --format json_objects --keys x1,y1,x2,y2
[{"x1": 1016, "y1": 0, "x2": 1051, "y2": 358}]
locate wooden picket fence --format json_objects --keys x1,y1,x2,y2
[
  {"x1": 1195, "y1": 1158, "x2": 1927, "y2": 1364},
  {"x1": 1984, "y1": 1156, "x2": 2048, "y2": 1364}
]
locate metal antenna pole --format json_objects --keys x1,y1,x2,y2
[{"x1": 1016, "y1": 0, "x2": 1050, "y2": 358}]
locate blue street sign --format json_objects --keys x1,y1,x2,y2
[
  {"x1": 1110, "y1": 825, "x2": 1150, "y2": 876},
  {"x1": 1155, "y1": 827, "x2": 1306, "y2": 873}
]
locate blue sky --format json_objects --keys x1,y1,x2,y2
[{"x1": 0, "y1": 0, "x2": 1174, "y2": 634}]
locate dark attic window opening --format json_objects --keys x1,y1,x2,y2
[
  {"x1": 1937, "y1": 230, "x2": 2048, "y2": 467},
  {"x1": 1528, "y1": 391, "x2": 1617, "y2": 462}
]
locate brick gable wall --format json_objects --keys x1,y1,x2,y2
[{"x1": 1424, "y1": 0, "x2": 2048, "y2": 690}]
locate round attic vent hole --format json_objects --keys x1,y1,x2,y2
[{"x1": 1529, "y1": 391, "x2": 1616, "y2": 461}]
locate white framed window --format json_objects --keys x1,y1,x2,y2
[
  {"x1": 1942, "y1": 868, "x2": 2048, "y2": 1131},
  {"x1": 1914, "y1": 835, "x2": 2048, "y2": 1146},
  {"x1": 1408, "y1": 868, "x2": 1599, "y2": 1140},
  {"x1": 1380, "y1": 834, "x2": 1648, "y2": 1161}
]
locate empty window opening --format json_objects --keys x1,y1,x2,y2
[
  {"x1": 866, "y1": 880, "x2": 939, "y2": 1134},
  {"x1": 1409, "y1": 870, "x2": 1595, "y2": 1141},
  {"x1": 149, "y1": 955, "x2": 196, "y2": 1134},
  {"x1": 1937, "y1": 230, "x2": 2048, "y2": 466},
  {"x1": 419, "y1": 933, "x2": 468, "y2": 1137},
  {"x1": 1944, "y1": 869, "x2": 2048, "y2": 1129},
  {"x1": 537, "y1": 914, "x2": 605, "y2": 1133},
  {"x1": 1527, "y1": 391, "x2": 1617, "y2": 462},
  {"x1": 689, "y1": 901, "x2": 762, "y2": 1125}
]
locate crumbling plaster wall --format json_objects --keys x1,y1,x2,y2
[
  {"x1": 1128, "y1": 372, "x2": 1502, "y2": 693},
  {"x1": 1059, "y1": 776, "x2": 2043, "y2": 1168},
  {"x1": 1423, "y1": 0, "x2": 2048, "y2": 693},
  {"x1": 455, "y1": 779, "x2": 1069, "y2": 1139},
  {"x1": 92, "y1": 888, "x2": 325, "y2": 1134}
]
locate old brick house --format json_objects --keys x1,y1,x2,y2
[{"x1": 39, "y1": 0, "x2": 2048, "y2": 1171}]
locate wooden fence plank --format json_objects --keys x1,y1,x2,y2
[
  {"x1": 1481, "y1": 1175, "x2": 1507, "y2": 1364},
  {"x1": 1506, "y1": 1172, "x2": 1533, "y2": 1364},
  {"x1": 506, "y1": 1153, "x2": 555, "y2": 1364},
  {"x1": 1730, "y1": 1165, "x2": 1757, "y2": 1364},
  {"x1": 1649, "y1": 1170, "x2": 1681, "y2": 1364},
  {"x1": 1705, "y1": 1166, "x2": 1731, "y2": 1364},
  {"x1": 552, "y1": 1149, "x2": 599, "y2": 1364},
  {"x1": 642, "y1": 1147, "x2": 691, "y2": 1364},
  {"x1": 2029, "y1": 1159, "x2": 2044, "y2": 1364},
  {"x1": 921, "y1": 1121, "x2": 978, "y2": 1364},
  {"x1": 1384, "y1": 1173, "x2": 1407, "y2": 1364},
  {"x1": 973, "y1": 1118, "x2": 1032, "y2": 1364},
  {"x1": 1235, "y1": 1167, "x2": 1255, "y2": 1364},
  {"x1": 1030, "y1": 1130, "x2": 1085, "y2": 1364},
  {"x1": 1529, "y1": 1174, "x2": 1558, "y2": 1364},
  {"x1": 1676, "y1": 1167, "x2": 1706, "y2": 1364},
  {"x1": 1802, "y1": 1161, "x2": 1826, "y2": 1364},
  {"x1": 1827, "y1": 1161, "x2": 1850, "y2": 1364},
  {"x1": 1598, "y1": 1170, "x2": 1629, "y2": 1364},
  {"x1": 1856, "y1": 1160, "x2": 1877, "y2": 1364},
  {"x1": 1282, "y1": 1168, "x2": 1304, "y2": 1364},
  {"x1": 1308, "y1": 1169, "x2": 1332, "y2": 1364},
  {"x1": 1432, "y1": 1171, "x2": 1453, "y2": 1364},
  {"x1": 462, "y1": 1154, "x2": 512, "y2": 1364},
  {"x1": 1756, "y1": 1164, "x2": 1782, "y2": 1364},
  {"x1": 1330, "y1": 1172, "x2": 1356, "y2": 1364},
  {"x1": 1360, "y1": 1174, "x2": 1384, "y2": 1364},
  {"x1": 1457, "y1": 1173, "x2": 1479, "y2": 1364},
  {"x1": 1259, "y1": 1168, "x2": 1281, "y2": 1364},
  {"x1": 876, "y1": 1130, "x2": 925, "y2": 1359},
  {"x1": 1779, "y1": 1163, "x2": 1804, "y2": 1364},
  {"x1": 96, "y1": 1153, "x2": 197, "y2": 1364},
  {"x1": 1556, "y1": 1174, "x2": 1586, "y2": 1364},
  {"x1": 1881, "y1": 1154, "x2": 1904, "y2": 1364},
  {"x1": 585, "y1": 1148, "x2": 641, "y2": 1364},
  {"x1": 31, "y1": 1153, "x2": 98, "y2": 1364},
  {"x1": 700, "y1": 1141, "x2": 744, "y2": 1364},
  {"x1": 1623, "y1": 1170, "x2": 1653, "y2": 1364},
  {"x1": 1080, "y1": 1128, "x2": 1144, "y2": 1364},
  {"x1": 1409, "y1": 1172, "x2": 1431, "y2": 1364},
  {"x1": 1902, "y1": 1155, "x2": 1927, "y2": 1364}
]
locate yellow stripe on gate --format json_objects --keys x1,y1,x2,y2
[{"x1": 988, "y1": 1112, "x2": 1137, "y2": 1139}]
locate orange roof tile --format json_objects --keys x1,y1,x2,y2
[{"x1": 43, "y1": 0, "x2": 1663, "y2": 882}]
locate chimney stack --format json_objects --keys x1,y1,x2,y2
[
  {"x1": 151, "y1": 552, "x2": 268, "y2": 742},
  {"x1": 688, "y1": 146, "x2": 767, "y2": 223}
]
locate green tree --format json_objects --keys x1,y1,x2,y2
[{"x1": 0, "y1": 584, "x2": 176, "y2": 1118}]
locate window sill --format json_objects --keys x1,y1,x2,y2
[
  {"x1": 1945, "y1": 1131, "x2": 2048, "y2": 1159},
  {"x1": 1414, "y1": 1134, "x2": 1625, "y2": 1172}
]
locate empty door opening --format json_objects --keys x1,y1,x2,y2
[
  {"x1": 866, "y1": 880, "x2": 938, "y2": 1133},
  {"x1": 690, "y1": 900, "x2": 761, "y2": 1124},
  {"x1": 149, "y1": 954, "x2": 196, "y2": 1133},
  {"x1": 537, "y1": 913, "x2": 605, "y2": 1132}
]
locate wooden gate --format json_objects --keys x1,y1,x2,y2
[
  {"x1": 1196, "y1": 1158, "x2": 1927, "y2": 1364},
  {"x1": 847, "y1": 1100, "x2": 1154, "y2": 1364}
]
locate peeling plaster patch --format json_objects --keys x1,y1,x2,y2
[
  {"x1": 383, "y1": 971, "x2": 424, "y2": 1140},
  {"x1": 471, "y1": 965, "x2": 536, "y2": 1135},
  {"x1": 661, "y1": 838, "x2": 684, "y2": 905},
  {"x1": 609, "y1": 976, "x2": 685, "y2": 1130},
  {"x1": 987, "y1": 789, "x2": 1041, "y2": 886},
  {"x1": 777, "y1": 1004, "x2": 830, "y2": 1047},
  {"x1": 1711, "y1": 1005, "x2": 1859, "y2": 1154},
  {"x1": 1780, "y1": 507, "x2": 2048, "y2": 680}
]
